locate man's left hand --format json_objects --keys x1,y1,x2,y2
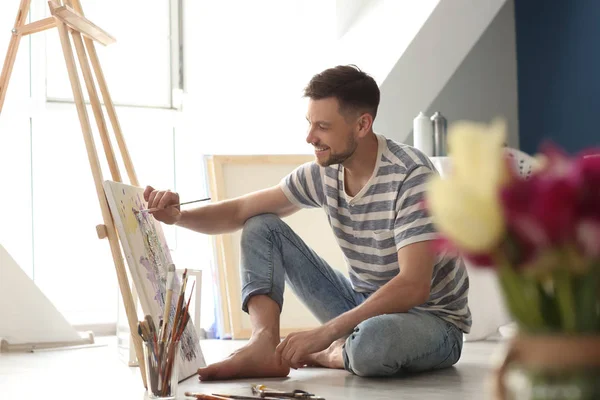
[{"x1": 276, "y1": 326, "x2": 336, "y2": 369}]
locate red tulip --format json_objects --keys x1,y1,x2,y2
[
  {"x1": 571, "y1": 153, "x2": 600, "y2": 258},
  {"x1": 576, "y1": 217, "x2": 600, "y2": 258},
  {"x1": 500, "y1": 143, "x2": 580, "y2": 249},
  {"x1": 572, "y1": 153, "x2": 600, "y2": 218},
  {"x1": 431, "y1": 236, "x2": 495, "y2": 267},
  {"x1": 501, "y1": 176, "x2": 578, "y2": 247}
]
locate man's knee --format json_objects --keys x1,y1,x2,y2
[
  {"x1": 241, "y1": 214, "x2": 283, "y2": 242},
  {"x1": 344, "y1": 313, "x2": 463, "y2": 377},
  {"x1": 343, "y1": 315, "x2": 400, "y2": 377}
]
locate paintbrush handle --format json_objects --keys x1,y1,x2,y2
[
  {"x1": 141, "y1": 197, "x2": 211, "y2": 214},
  {"x1": 161, "y1": 289, "x2": 173, "y2": 342},
  {"x1": 185, "y1": 394, "x2": 229, "y2": 400},
  {"x1": 178, "y1": 197, "x2": 211, "y2": 206}
]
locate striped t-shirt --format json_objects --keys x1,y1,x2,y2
[{"x1": 280, "y1": 134, "x2": 471, "y2": 333}]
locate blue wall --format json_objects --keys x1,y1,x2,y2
[{"x1": 514, "y1": 0, "x2": 600, "y2": 155}]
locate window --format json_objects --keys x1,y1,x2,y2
[
  {"x1": 44, "y1": 0, "x2": 176, "y2": 109},
  {"x1": 0, "y1": 5, "x2": 34, "y2": 279},
  {"x1": 29, "y1": 105, "x2": 177, "y2": 326}
]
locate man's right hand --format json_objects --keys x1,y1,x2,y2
[{"x1": 143, "y1": 185, "x2": 182, "y2": 225}]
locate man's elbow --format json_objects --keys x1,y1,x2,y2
[{"x1": 414, "y1": 284, "x2": 431, "y2": 306}]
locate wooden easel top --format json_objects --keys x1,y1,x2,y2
[
  {"x1": 1, "y1": 0, "x2": 115, "y2": 114},
  {"x1": 15, "y1": 3, "x2": 115, "y2": 44}
]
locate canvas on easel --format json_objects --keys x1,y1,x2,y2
[{"x1": 103, "y1": 180, "x2": 205, "y2": 380}]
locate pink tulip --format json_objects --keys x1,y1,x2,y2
[{"x1": 538, "y1": 142, "x2": 573, "y2": 176}]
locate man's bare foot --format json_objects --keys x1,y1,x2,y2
[
  {"x1": 197, "y1": 331, "x2": 290, "y2": 381},
  {"x1": 304, "y1": 338, "x2": 345, "y2": 369}
]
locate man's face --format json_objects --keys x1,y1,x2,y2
[{"x1": 305, "y1": 97, "x2": 359, "y2": 167}]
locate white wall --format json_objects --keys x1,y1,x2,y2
[
  {"x1": 181, "y1": 0, "x2": 337, "y2": 156},
  {"x1": 332, "y1": 0, "x2": 438, "y2": 85},
  {"x1": 374, "y1": 0, "x2": 509, "y2": 143},
  {"x1": 335, "y1": 0, "x2": 368, "y2": 38},
  {"x1": 421, "y1": 0, "x2": 519, "y2": 148}
]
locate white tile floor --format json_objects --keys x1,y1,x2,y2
[{"x1": 0, "y1": 336, "x2": 506, "y2": 400}]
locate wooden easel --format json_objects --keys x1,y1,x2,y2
[{"x1": 0, "y1": 0, "x2": 148, "y2": 388}]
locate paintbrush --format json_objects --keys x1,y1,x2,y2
[
  {"x1": 135, "y1": 197, "x2": 211, "y2": 214},
  {"x1": 184, "y1": 393, "x2": 230, "y2": 400},
  {"x1": 137, "y1": 322, "x2": 146, "y2": 341},
  {"x1": 174, "y1": 280, "x2": 195, "y2": 341},
  {"x1": 185, "y1": 393, "x2": 284, "y2": 400},
  {"x1": 251, "y1": 385, "x2": 324, "y2": 399},
  {"x1": 139, "y1": 320, "x2": 152, "y2": 343},
  {"x1": 160, "y1": 270, "x2": 190, "y2": 397},
  {"x1": 213, "y1": 395, "x2": 289, "y2": 400},
  {"x1": 160, "y1": 263, "x2": 176, "y2": 343},
  {"x1": 170, "y1": 269, "x2": 188, "y2": 342},
  {"x1": 145, "y1": 315, "x2": 158, "y2": 345}
]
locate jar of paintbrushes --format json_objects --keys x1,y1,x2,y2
[
  {"x1": 143, "y1": 337, "x2": 180, "y2": 399},
  {"x1": 139, "y1": 267, "x2": 195, "y2": 399}
]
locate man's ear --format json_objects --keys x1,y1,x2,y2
[{"x1": 357, "y1": 112, "x2": 374, "y2": 138}]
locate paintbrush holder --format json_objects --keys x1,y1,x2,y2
[{"x1": 144, "y1": 340, "x2": 180, "y2": 399}]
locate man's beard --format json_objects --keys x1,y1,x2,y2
[{"x1": 317, "y1": 134, "x2": 358, "y2": 167}]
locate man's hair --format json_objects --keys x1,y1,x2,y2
[{"x1": 303, "y1": 65, "x2": 380, "y2": 120}]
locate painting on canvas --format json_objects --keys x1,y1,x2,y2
[{"x1": 103, "y1": 180, "x2": 205, "y2": 380}]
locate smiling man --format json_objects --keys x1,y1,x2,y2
[{"x1": 144, "y1": 65, "x2": 471, "y2": 379}]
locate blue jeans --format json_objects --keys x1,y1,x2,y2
[{"x1": 240, "y1": 214, "x2": 463, "y2": 377}]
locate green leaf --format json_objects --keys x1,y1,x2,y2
[
  {"x1": 554, "y1": 268, "x2": 576, "y2": 332},
  {"x1": 575, "y1": 263, "x2": 600, "y2": 333},
  {"x1": 538, "y1": 283, "x2": 561, "y2": 330},
  {"x1": 498, "y1": 262, "x2": 545, "y2": 330}
]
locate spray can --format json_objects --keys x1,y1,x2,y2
[
  {"x1": 413, "y1": 112, "x2": 434, "y2": 156},
  {"x1": 431, "y1": 112, "x2": 447, "y2": 156}
]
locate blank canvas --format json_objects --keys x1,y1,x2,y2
[{"x1": 206, "y1": 155, "x2": 347, "y2": 339}]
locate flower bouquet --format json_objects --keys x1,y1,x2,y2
[{"x1": 424, "y1": 119, "x2": 600, "y2": 399}]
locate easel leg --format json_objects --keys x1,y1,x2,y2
[
  {"x1": 68, "y1": 0, "x2": 143, "y2": 367},
  {"x1": 70, "y1": 30, "x2": 141, "y2": 366},
  {"x1": 53, "y1": 19, "x2": 148, "y2": 389},
  {"x1": 70, "y1": 31, "x2": 121, "y2": 182},
  {"x1": 84, "y1": 39, "x2": 139, "y2": 186},
  {"x1": 0, "y1": 0, "x2": 31, "y2": 114},
  {"x1": 70, "y1": 0, "x2": 139, "y2": 187}
]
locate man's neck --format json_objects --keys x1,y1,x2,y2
[{"x1": 342, "y1": 132, "x2": 379, "y2": 195}]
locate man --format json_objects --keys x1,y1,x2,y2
[{"x1": 144, "y1": 65, "x2": 471, "y2": 380}]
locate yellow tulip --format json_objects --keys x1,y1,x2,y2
[
  {"x1": 447, "y1": 118, "x2": 510, "y2": 196},
  {"x1": 425, "y1": 118, "x2": 508, "y2": 253}
]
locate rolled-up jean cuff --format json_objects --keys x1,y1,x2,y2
[
  {"x1": 241, "y1": 284, "x2": 284, "y2": 314},
  {"x1": 342, "y1": 342, "x2": 353, "y2": 373}
]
